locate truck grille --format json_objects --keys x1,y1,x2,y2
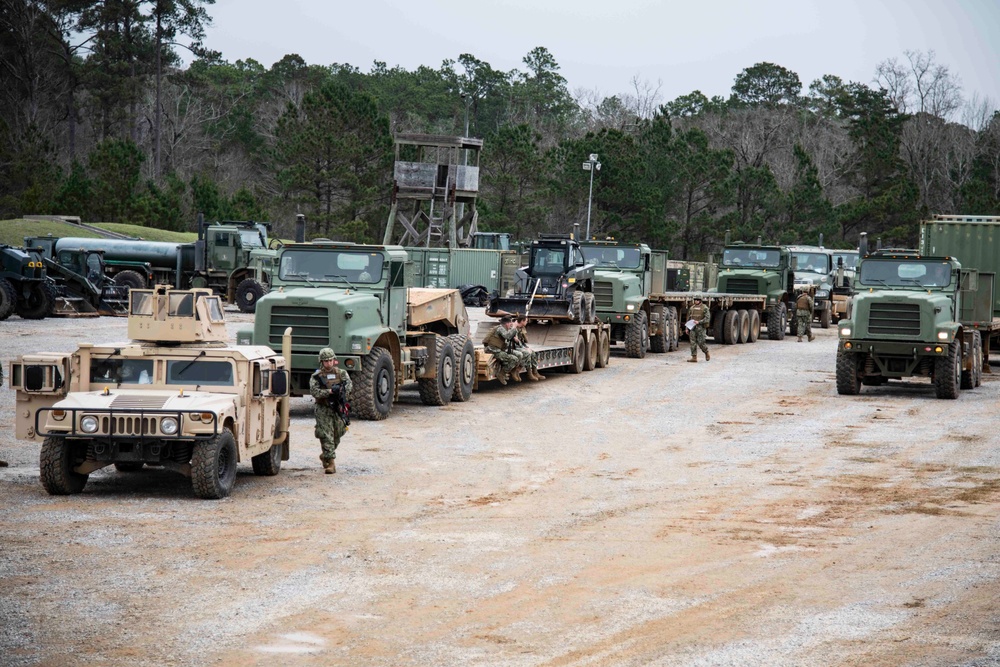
[
  {"x1": 102, "y1": 416, "x2": 159, "y2": 436},
  {"x1": 269, "y1": 306, "x2": 329, "y2": 348},
  {"x1": 722, "y1": 278, "x2": 761, "y2": 295},
  {"x1": 868, "y1": 303, "x2": 921, "y2": 336},
  {"x1": 593, "y1": 281, "x2": 614, "y2": 309}
]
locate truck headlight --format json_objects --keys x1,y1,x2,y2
[
  {"x1": 626, "y1": 304, "x2": 635, "y2": 311},
  {"x1": 839, "y1": 327, "x2": 851, "y2": 337},
  {"x1": 80, "y1": 416, "x2": 99, "y2": 433},
  {"x1": 937, "y1": 331, "x2": 949, "y2": 341},
  {"x1": 160, "y1": 417, "x2": 179, "y2": 435}
]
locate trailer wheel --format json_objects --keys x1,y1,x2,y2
[
  {"x1": 40, "y1": 437, "x2": 88, "y2": 495},
  {"x1": 418, "y1": 337, "x2": 455, "y2": 406},
  {"x1": 236, "y1": 278, "x2": 267, "y2": 313},
  {"x1": 251, "y1": 443, "x2": 282, "y2": 476},
  {"x1": 624, "y1": 310, "x2": 648, "y2": 358},
  {"x1": 15, "y1": 280, "x2": 55, "y2": 320},
  {"x1": 596, "y1": 328, "x2": 611, "y2": 368},
  {"x1": 191, "y1": 428, "x2": 238, "y2": 499},
  {"x1": 448, "y1": 334, "x2": 475, "y2": 402},
  {"x1": 961, "y1": 331, "x2": 982, "y2": 390},
  {"x1": 353, "y1": 346, "x2": 394, "y2": 420},
  {"x1": 835, "y1": 349, "x2": 863, "y2": 395},
  {"x1": 736, "y1": 309, "x2": 750, "y2": 343},
  {"x1": 114, "y1": 270, "x2": 146, "y2": 291},
  {"x1": 649, "y1": 305, "x2": 668, "y2": 353},
  {"x1": 569, "y1": 333, "x2": 586, "y2": 374},
  {"x1": 767, "y1": 303, "x2": 787, "y2": 340},
  {"x1": 747, "y1": 309, "x2": 760, "y2": 343},
  {"x1": 934, "y1": 340, "x2": 962, "y2": 399},
  {"x1": 583, "y1": 331, "x2": 598, "y2": 370}
]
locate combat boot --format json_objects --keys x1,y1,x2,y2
[
  {"x1": 705, "y1": 349, "x2": 710, "y2": 361},
  {"x1": 510, "y1": 367, "x2": 523, "y2": 382},
  {"x1": 808, "y1": 334, "x2": 815, "y2": 342},
  {"x1": 797, "y1": 336, "x2": 803, "y2": 342},
  {"x1": 687, "y1": 354, "x2": 697, "y2": 363},
  {"x1": 532, "y1": 368, "x2": 546, "y2": 381},
  {"x1": 324, "y1": 459, "x2": 336, "y2": 474},
  {"x1": 497, "y1": 370, "x2": 508, "y2": 386}
]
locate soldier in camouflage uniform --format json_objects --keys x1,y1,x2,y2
[
  {"x1": 795, "y1": 290, "x2": 815, "y2": 342},
  {"x1": 513, "y1": 315, "x2": 544, "y2": 381},
  {"x1": 686, "y1": 296, "x2": 711, "y2": 363},
  {"x1": 482, "y1": 316, "x2": 521, "y2": 385},
  {"x1": 309, "y1": 347, "x2": 353, "y2": 474}
]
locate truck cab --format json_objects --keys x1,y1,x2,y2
[
  {"x1": 787, "y1": 245, "x2": 835, "y2": 328},
  {"x1": 836, "y1": 251, "x2": 985, "y2": 398},
  {"x1": 715, "y1": 243, "x2": 794, "y2": 339},
  {"x1": 10, "y1": 286, "x2": 291, "y2": 498}
]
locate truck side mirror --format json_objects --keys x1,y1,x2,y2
[{"x1": 271, "y1": 369, "x2": 289, "y2": 396}]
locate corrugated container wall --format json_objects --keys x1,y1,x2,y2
[
  {"x1": 920, "y1": 216, "x2": 1000, "y2": 317},
  {"x1": 404, "y1": 247, "x2": 519, "y2": 294}
]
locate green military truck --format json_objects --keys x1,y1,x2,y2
[
  {"x1": 835, "y1": 245, "x2": 991, "y2": 398},
  {"x1": 238, "y1": 242, "x2": 475, "y2": 421},
  {"x1": 715, "y1": 242, "x2": 798, "y2": 339},
  {"x1": 786, "y1": 245, "x2": 835, "y2": 328}
]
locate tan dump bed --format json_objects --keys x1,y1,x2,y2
[{"x1": 407, "y1": 288, "x2": 469, "y2": 333}]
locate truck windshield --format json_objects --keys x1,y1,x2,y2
[
  {"x1": 580, "y1": 246, "x2": 642, "y2": 269},
  {"x1": 239, "y1": 229, "x2": 265, "y2": 248},
  {"x1": 722, "y1": 248, "x2": 780, "y2": 268},
  {"x1": 859, "y1": 260, "x2": 952, "y2": 287},
  {"x1": 91, "y1": 359, "x2": 155, "y2": 385},
  {"x1": 166, "y1": 360, "x2": 234, "y2": 386},
  {"x1": 792, "y1": 252, "x2": 830, "y2": 274},
  {"x1": 279, "y1": 250, "x2": 384, "y2": 284},
  {"x1": 831, "y1": 252, "x2": 859, "y2": 270}
]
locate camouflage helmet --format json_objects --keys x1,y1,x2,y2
[{"x1": 318, "y1": 347, "x2": 337, "y2": 362}]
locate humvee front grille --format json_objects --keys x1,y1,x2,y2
[
  {"x1": 593, "y1": 281, "x2": 614, "y2": 309},
  {"x1": 103, "y1": 416, "x2": 159, "y2": 436},
  {"x1": 722, "y1": 278, "x2": 761, "y2": 295},
  {"x1": 869, "y1": 303, "x2": 921, "y2": 336},
  {"x1": 269, "y1": 306, "x2": 329, "y2": 348}
]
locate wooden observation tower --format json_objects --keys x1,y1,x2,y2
[{"x1": 382, "y1": 134, "x2": 482, "y2": 247}]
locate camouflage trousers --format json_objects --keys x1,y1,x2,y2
[
  {"x1": 513, "y1": 347, "x2": 538, "y2": 370},
  {"x1": 689, "y1": 324, "x2": 709, "y2": 356},
  {"x1": 486, "y1": 346, "x2": 521, "y2": 372},
  {"x1": 796, "y1": 309, "x2": 812, "y2": 337},
  {"x1": 315, "y1": 403, "x2": 346, "y2": 464}
]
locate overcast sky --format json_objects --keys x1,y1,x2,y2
[{"x1": 198, "y1": 0, "x2": 1000, "y2": 112}]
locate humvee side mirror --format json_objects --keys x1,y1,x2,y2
[{"x1": 271, "y1": 370, "x2": 289, "y2": 396}]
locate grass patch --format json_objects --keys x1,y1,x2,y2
[
  {"x1": 1, "y1": 218, "x2": 197, "y2": 246},
  {"x1": 92, "y1": 223, "x2": 196, "y2": 242}
]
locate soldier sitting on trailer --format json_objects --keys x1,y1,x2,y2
[
  {"x1": 513, "y1": 315, "x2": 545, "y2": 381},
  {"x1": 482, "y1": 316, "x2": 521, "y2": 385}
]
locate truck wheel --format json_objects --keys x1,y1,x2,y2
[
  {"x1": 114, "y1": 462, "x2": 144, "y2": 472},
  {"x1": 191, "y1": 428, "x2": 238, "y2": 499},
  {"x1": 15, "y1": 280, "x2": 56, "y2": 319},
  {"x1": 114, "y1": 270, "x2": 146, "y2": 291},
  {"x1": 820, "y1": 308, "x2": 832, "y2": 329},
  {"x1": 0, "y1": 277, "x2": 16, "y2": 320},
  {"x1": 934, "y1": 341, "x2": 962, "y2": 399},
  {"x1": 583, "y1": 331, "x2": 598, "y2": 371},
  {"x1": 667, "y1": 307, "x2": 679, "y2": 351},
  {"x1": 835, "y1": 349, "x2": 863, "y2": 395},
  {"x1": 747, "y1": 309, "x2": 760, "y2": 343},
  {"x1": 712, "y1": 310, "x2": 726, "y2": 342},
  {"x1": 570, "y1": 333, "x2": 586, "y2": 374},
  {"x1": 596, "y1": 328, "x2": 611, "y2": 368},
  {"x1": 418, "y1": 337, "x2": 456, "y2": 406},
  {"x1": 736, "y1": 309, "x2": 750, "y2": 343},
  {"x1": 961, "y1": 331, "x2": 982, "y2": 390},
  {"x1": 624, "y1": 310, "x2": 648, "y2": 358},
  {"x1": 448, "y1": 334, "x2": 475, "y2": 402},
  {"x1": 353, "y1": 346, "x2": 394, "y2": 420},
  {"x1": 572, "y1": 291, "x2": 585, "y2": 323},
  {"x1": 767, "y1": 303, "x2": 787, "y2": 340},
  {"x1": 722, "y1": 309, "x2": 739, "y2": 345},
  {"x1": 251, "y1": 443, "x2": 282, "y2": 476},
  {"x1": 40, "y1": 437, "x2": 88, "y2": 495},
  {"x1": 650, "y1": 305, "x2": 668, "y2": 353},
  {"x1": 236, "y1": 278, "x2": 267, "y2": 313},
  {"x1": 974, "y1": 331, "x2": 984, "y2": 387}
]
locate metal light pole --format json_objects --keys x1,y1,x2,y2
[{"x1": 583, "y1": 153, "x2": 601, "y2": 239}]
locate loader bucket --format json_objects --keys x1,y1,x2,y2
[{"x1": 487, "y1": 295, "x2": 574, "y2": 321}]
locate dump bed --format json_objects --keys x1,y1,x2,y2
[{"x1": 406, "y1": 287, "x2": 469, "y2": 331}]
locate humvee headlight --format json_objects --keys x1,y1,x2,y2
[
  {"x1": 189, "y1": 412, "x2": 213, "y2": 422},
  {"x1": 937, "y1": 332, "x2": 949, "y2": 340},
  {"x1": 160, "y1": 417, "x2": 179, "y2": 435},
  {"x1": 52, "y1": 410, "x2": 66, "y2": 421},
  {"x1": 839, "y1": 327, "x2": 851, "y2": 337},
  {"x1": 80, "y1": 416, "x2": 99, "y2": 433},
  {"x1": 626, "y1": 304, "x2": 635, "y2": 311}
]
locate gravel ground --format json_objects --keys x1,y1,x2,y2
[{"x1": 2, "y1": 308, "x2": 1000, "y2": 667}]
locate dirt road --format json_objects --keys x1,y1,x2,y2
[{"x1": 2, "y1": 311, "x2": 999, "y2": 666}]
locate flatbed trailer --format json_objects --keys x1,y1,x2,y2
[
  {"x1": 648, "y1": 291, "x2": 769, "y2": 345},
  {"x1": 471, "y1": 320, "x2": 610, "y2": 388}
]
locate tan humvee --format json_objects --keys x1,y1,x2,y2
[{"x1": 10, "y1": 286, "x2": 292, "y2": 499}]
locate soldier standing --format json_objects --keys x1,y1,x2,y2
[
  {"x1": 686, "y1": 296, "x2": 711, "y2": 363},
  {"x1": 309, "y1": 347, "x2": 353, "y2": 474},
  {"x1": 513, "y1": 315, "x2": 545, "y2": 381},
  {"x1": 795, "y1": 291, "x2": 815, "y2": 342},
  {"x1": 482, "y1": 316, "x2": 521, "y2": 385}
]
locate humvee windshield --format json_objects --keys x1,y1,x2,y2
[
  {"x1": 581, "y1": 246, "x2": 642, "y2": 269},
  {"x1": 166, "y1": 360, "x2": 234, "y2": 386},
  {"x1": 91, "y1": 359, "x2": 155, "y2": 385},
  {"x1": 722, "y1": 248, "x2": 780, "y2": 268},
  {"x1": 279, "y1": 249, "x2": 384, "y2": 284},
  {"x1": 859, "y1": 260, "x2": 952, "y2": 287}
]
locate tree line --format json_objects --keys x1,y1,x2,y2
[{"x1": 1, "y1": 1, "x2": 998, "y2": 256}]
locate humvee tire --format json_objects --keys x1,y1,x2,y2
[
  {"x1": 418, "y1": 337, "x2": 455, "y2": 406},
  {"x1": 251, "y1": 443, "x2": 282, "y2": 476},
  {"x1": 40, "y1": 437, "x2": 89, "y2": 495},
  {"x1": 191, "y1": 428, "x2": 238, "y2": 499}
]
